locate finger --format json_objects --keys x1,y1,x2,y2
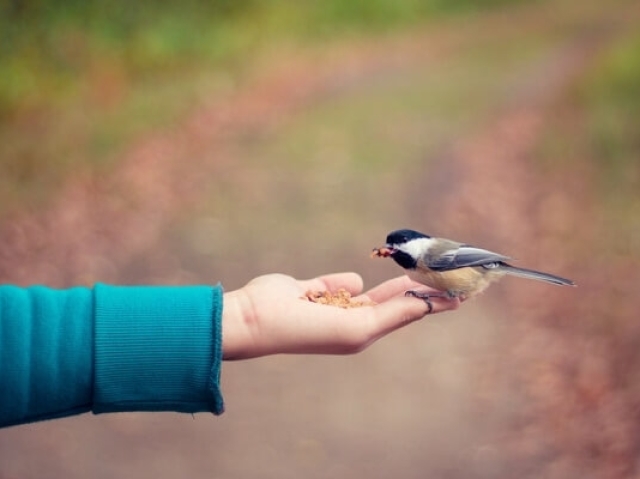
[
  {"x1": 364, "y1": 295, "x2": 460, "y2": 341},
  {"x1": 323, "y1": 294, "x2": 459, "y2": 354},
  {"x1": 357, "y1": 275, "x2": 439, "y2": 303},
  {"x1": 298, "y1": 272, "x2": 364, "y2": 296}
]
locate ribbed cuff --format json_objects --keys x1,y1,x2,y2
[
  {"x1": 93, "y1": 283, "x2": 224, "y2": 415},
  {"x1": 209, "y1": 284, "x2": 225, "y2": 414}
]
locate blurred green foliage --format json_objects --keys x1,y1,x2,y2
[
  {"x1": 537, "y1": 28, "x2": 640, "y2": 259},
  {"x1": 0, "y1": 0, "x2": 252, "y2": 116},
  {"x1": 0, "y1": 0, "x2": 536, "y2": 210},
  {"x1": 580, "y1": 31, "x2": 640, "y2": 191},
  {"x1": 0, "y1": 0, "x2": 533, "y2": 117},
  {"x1": 581, "y1": 31, "x2": 640, "y2": 257}
]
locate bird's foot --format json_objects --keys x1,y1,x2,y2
[{"x1": 404, "y1": 290, "x2": 450, "y2": 314}]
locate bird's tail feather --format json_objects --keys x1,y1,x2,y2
[{"x1": 500, "y1": 264, "x2": 575, "y2": 286}]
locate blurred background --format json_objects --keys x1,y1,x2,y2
[{"x1": 1, "y1": 0, "x2": 640, "y2": 477}]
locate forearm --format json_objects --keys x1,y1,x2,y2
[{"x1": 0, "y1": 284, "x2": 224, "y2": 428}]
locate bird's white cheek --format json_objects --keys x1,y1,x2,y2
[{"x1": 396, "y1": 237, "x2": 436, "y2": 259}]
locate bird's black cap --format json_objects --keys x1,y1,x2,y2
[{"x1": 385, "y1": 229, "x2": 430, "y2": 245}]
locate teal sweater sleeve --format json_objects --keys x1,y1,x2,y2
[{"x1": 0, "y1": 284, "x2": 224, "y2": 428}]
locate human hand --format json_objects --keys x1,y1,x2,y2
[{"x1": 222, "y1": 273, "x2": 460, "y2": 359}]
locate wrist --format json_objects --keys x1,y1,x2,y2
[{"x1": 222, "y1": 289, "x2": 251, "y2": 360}]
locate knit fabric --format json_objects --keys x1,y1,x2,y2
[
  {"x1": 93, "y1": 283, "x2": 224, "y2": 415},
  {"x1": 0, "y1": 283, "x2": 224, "y2": 428},
  {"x1": 0, "y1": 286, "x2": 94, "y2": 427}
]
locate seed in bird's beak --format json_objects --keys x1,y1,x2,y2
[{"x1": 371, "y1": 246, "x2": 394, "y2": 258}]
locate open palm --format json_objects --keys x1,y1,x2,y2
[{"x1": 222, "y1": 272, "x2": 459, "y2": 359}]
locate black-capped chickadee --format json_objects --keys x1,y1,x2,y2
[{"x1": 372, "y1": 229, "x2": 575, "y2": 311}]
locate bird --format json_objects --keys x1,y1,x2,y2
[{"x1": 372, "y1": 228, "x2": 575, "y2": 311}]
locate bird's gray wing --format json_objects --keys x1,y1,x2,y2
[{"x1": 425, "y1": 245, "x2": 511, "y2": 271}]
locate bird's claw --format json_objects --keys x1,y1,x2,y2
[{"x1": 404, "y1": 290, "x2": 434, "y2": 314}]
